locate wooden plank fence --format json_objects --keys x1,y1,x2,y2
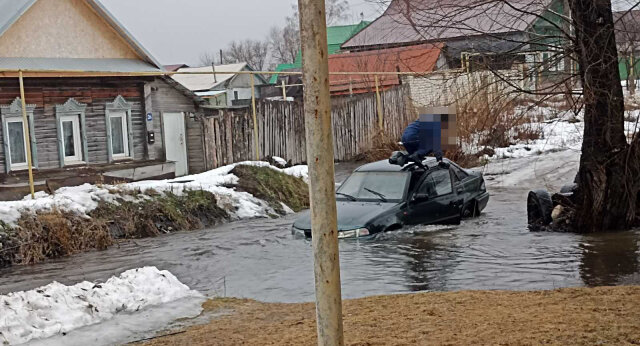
[{"x1": 200, "y1": 85, "x2": 415, "y2": 171}]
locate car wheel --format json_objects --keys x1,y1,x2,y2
[
  {"x1": 527, "y1": 190, "x2": 553, "y2": 227},
  {"x1": 461, "y1": 200, "x2": 479, "y2": 218}
]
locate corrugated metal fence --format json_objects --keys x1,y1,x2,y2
[{"x1": 200, "y1": 85, "x2": 415, "y2": 170}]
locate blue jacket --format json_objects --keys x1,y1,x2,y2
[{"x1": 401, "y1": 120, "x2": 443, "y2": 160}]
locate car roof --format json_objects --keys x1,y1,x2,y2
[{"x1": 355, "y1": 158, "x2": 453, "y2": 172}]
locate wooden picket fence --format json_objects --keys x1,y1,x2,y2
[{"x1": 200, "y1": 85, "x2": 415, "y2": 170}]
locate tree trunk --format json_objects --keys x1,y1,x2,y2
[{"x1": 570, "y1": 0, "x2": 640, "y2": 232}]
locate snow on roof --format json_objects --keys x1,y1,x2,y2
[{"x1": 171, "y1": 63, "x2": 248, "y2": 92}]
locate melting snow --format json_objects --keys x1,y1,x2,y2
[
  {"x1": 272, "y1": 156, "x2": 287, "y2": 166},
  {"x1": 0, "y1": 161, "x2": 309, "y2": 226},
  {"x1": 0, "y1": 267, "x2": 200, "y2": 345}
]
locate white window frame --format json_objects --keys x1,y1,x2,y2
[
  {"x1": 1, "y1": 98, "x2": 37, "y2": 173},
  {"x1": 6, "y1": 119, "x2": 28, "y2": 170},
  {"x1": 60, "y1": 115, "x2": 83, "y2": 163},
  {"x1": 105, "y1": 95, "x2": 134, "y2": 162},
  {"x1": 56, "y1": 98, "x2": 87, "y2": 167},
  {"x1": 109, "y1": 111, "x2": 129, "y2": 158}
]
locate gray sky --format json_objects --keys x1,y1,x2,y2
[{"x1": 101, "y1": 0, "x2": 385, "y2": 66}]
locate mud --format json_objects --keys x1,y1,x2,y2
[{"x1": 139, "y1": 286, "x2": 640, "y2": 345}]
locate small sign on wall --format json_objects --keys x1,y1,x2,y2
[{"x1": 147, "y1": 113, "x2": 153, "y2": 122}]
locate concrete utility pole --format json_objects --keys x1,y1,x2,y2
[{"x1": 298, "y1": 0, "x2": 344, "y2": 345}]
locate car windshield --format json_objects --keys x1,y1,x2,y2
[{"x1": 337, "y1": 171, "x2": 409, "y2": 201}]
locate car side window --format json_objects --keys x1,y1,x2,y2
[
  {"x1": 451, "y1": 165, "x2": 468, "y2": 181},
  {"x1": 417, "y1": 169, "x2": 453, "y2": 198}
]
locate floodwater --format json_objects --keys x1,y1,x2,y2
[{"x1": 1, "y1": 157, "x2": 639, "y2": 303}]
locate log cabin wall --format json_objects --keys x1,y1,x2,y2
[{"x1": 0, "y1": 77, "x2": 151, "y2": 172}]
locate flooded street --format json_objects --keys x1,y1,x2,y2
[{"x1": 1, "y1": 152, "x2": 639, "y2": 303}]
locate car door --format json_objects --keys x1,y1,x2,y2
[
  {"x1": 451, "y1": 164, "x2": 472, "y2": 204},
  {"x1": 406, "y1": 168, "x2": 463, "y2": 225}
]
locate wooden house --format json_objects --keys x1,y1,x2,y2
[
  {"x1": 0, "y1": 0, "x2": 204, "y2": 199},
  {"x1": 171, "y1": 63, "x2": 268, "y2": 108}
]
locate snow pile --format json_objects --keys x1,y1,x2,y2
[
  {"x1": 0, "y1": 267, "x2": 200, "y2": 345},
  {"x1": 272, "y1": 156, "x2": 287, "y2": 167},
  {"x1": 487, "y1": 111, "x2": 639, "y2": 160},
  {"x1": 492, "y1": 120, "x2": 583, "y2": 159},
  {"x1": 0, "y1": 161, "x2": 309, "y2": 226}
]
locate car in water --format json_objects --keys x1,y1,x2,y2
[{"x1": 292, "y1": 157, "x2": 489, "y2": 239}]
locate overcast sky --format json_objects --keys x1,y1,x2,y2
[{"x1": 101, "y1": 0, "x2": 386, "y2": 66}]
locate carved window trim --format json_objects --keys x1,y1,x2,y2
[
  {"x1": 55, "y1": 98, "x2": 88, "y2": 167},
  {"x1": 105, "y1": 95, "x2": 134, "y2": 162},
  {"x1": 0, "y1": 98, "x2": 37, "y2": 173}
]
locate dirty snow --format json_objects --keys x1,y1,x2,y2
[
  {"x1": 483, "y1": 109, "x2": 639, "y2": 161},
  {"x1": 0, "y1": 267, "x2": 201, "y2": 345},
  {"x1": 491, "y1": 119, "x2": 584, "y2": 159},
  {"x1": 475, "y1": 108, "x2": 639, "y2": 188},
  {"x1": 272, "y1": 156, "x2": 287, "y2": 166},
  {"x1": 0, "y1": 161, "x2": 309, "y2": 226}
]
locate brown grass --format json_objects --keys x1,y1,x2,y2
[
  {"x1": 139, "y1": 286, "x2": 640, "y2": 346},
  {"x1": 453, "y1": 75, "x2": 543, "y2": 153},
  {"x1": 15, "y1": 210, "x2": 112, "y2": 265},
  {"x1": 355, "y1": 130, "x2": 404, "y2": 163},
  {"x1": 231, "y1": 165, "x2": 309, "y2": 214},
  {"x1": 0, "y1": 190, "x2": 229, "y2": 267}
]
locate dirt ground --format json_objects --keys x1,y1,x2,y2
[{"x1": 139, "y1": 286, "x2": 640, "y2": 345}]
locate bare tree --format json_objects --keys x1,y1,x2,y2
[
  {"x1": 268, "y1": 22, "x2": 300, "y2": 65},
  {"x1": 325, "y1": 0, "x2": 351, "y2": 25},
  {"x1": 269, "y1": 1, "x2": 351, "y2": 65},
  {"x1": 199, "y1": 51, "x2": 218, "y2": 66},
  {"x1": 570, "y1": 0, "x2": 640, "y2": 232},
  {"x1": 223, "y1": 39, "x2": 270, "y2": 71},
  {"x1": 615, "y1": 9, "x2": 640, "y2": 93}
]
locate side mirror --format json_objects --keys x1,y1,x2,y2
[{"x1": 412, "y1": 193, "x2": 429, "y2": 202}]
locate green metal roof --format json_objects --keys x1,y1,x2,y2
[
  {"x1": 270, "y1": 21, "x2": 371, "y2": 84},
  {"x1": 327, "y1": 21, "x2": 371, "y2": 46},
  {"x1": 269, "y1": 63, "x2": 299, "y2": 84}
]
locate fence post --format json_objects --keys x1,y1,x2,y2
[
  {"x1": 298, "y1": 0, "x2": 344, "y2": 345},
  {"x1": 375, "y1": 75, "x2": 384, "y2": 131},
  {"x1": 282, "y1": 79, "x2": 287, "y2": 100},
  {"x1": 250, "y1": 73, "x2": 260, "y2": 161},
  {"x1": 18, "y1": 71, "x2": 35, "y2": 199}
]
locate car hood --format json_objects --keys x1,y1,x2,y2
[{"x1": 293, "y1": 200, "x2": 398, "y2": 231}]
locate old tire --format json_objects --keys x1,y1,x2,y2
[{"x1": 527, "y1": 190, "x2": 553, "y2": 227}]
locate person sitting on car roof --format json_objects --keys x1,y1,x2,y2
[{"x1": 401, "y1": 115, "x2": 443, "y2": 163}]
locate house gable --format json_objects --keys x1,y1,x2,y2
[{"x1": 0, "y1": 0, "x2": 141, "y2": 60}]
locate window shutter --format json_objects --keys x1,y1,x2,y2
[
  {"x1": 1, "y1": 118, "x2": 10, "y2": 173},
  {"x1": 127, "y1": 109, "x2": 134, "y2": 159},
  {"x1": 105, "y1": 112, "x2": 113, "y2": 163},
  {"x1": 55, "y1": 112, "x2": 64, "y2": 167}
]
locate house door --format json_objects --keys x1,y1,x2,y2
[{"x1": 163, "y1": 112, "x2": 188, "y2": 176}]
